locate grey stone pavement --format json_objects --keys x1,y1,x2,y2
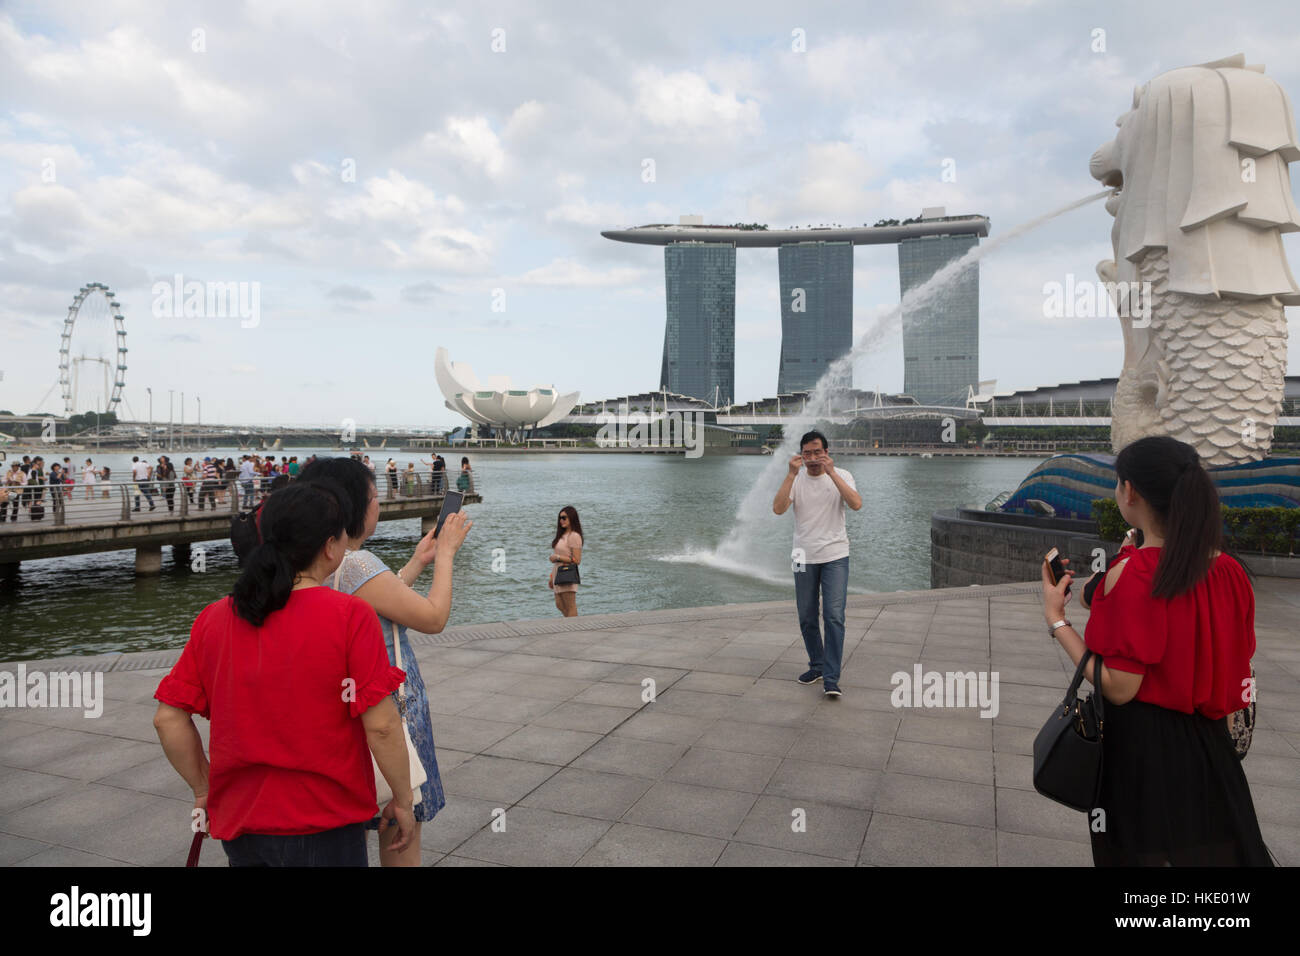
[{"x1": 1, "y1": 579, "x2": 1297, "y2": 867}]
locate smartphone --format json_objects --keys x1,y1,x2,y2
[
  {"x1": 434, "y1": 490, "x2": 464, "y2": 537},
  {"x1": 1044, "y1": 547, "x2": 1071, "y2": 594},
  {"x1": 431, "y1": 494, "x2": 462, "y2": 538}
]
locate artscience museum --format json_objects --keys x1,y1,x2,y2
[{"x1": 434, "y1": 347, "x2": 581, "y2": 434}]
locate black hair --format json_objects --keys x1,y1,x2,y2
[
  {"x1": 230, "y1": 480, "x2": 347, "y2": 626},
  {"x1": 1114, "y1": 436, "x2": 1222, "y2": 599},
  {"x1": 552, "y1": 505, "x2": 585, "y2": 549},
  {"x1": 799, "y1": 430, "x2": 829, "y2": 452},
  {"x1": 296, "y1": 456, "x2": 375, "y2": 539}
]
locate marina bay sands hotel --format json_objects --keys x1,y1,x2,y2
[{"x1": 601, "y1": 208, "x2": 990, "y2": 407}]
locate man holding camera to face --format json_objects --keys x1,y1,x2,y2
[{"x1": 772, "y1": 430, "x2": 862, "y2": 698}]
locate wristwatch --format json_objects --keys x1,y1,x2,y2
[{"x1": 1048, "y1": 619, "x2": 1071, "y2": 638}]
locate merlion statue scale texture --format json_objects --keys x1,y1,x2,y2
[{"x1": 1090, "y1": 53, "x2": 1300, "y2": 466}]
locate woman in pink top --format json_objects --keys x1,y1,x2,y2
[{"x1": 547, "y1": 506, "x2": 584, "y2": 617}]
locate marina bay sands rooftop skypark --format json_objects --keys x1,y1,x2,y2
[{"x1": 600, "y1": 214, "x2": 990, "y2": 246}]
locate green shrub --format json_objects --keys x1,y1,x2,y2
[{"x1": 1091, "y1": 498, "x2": 1300, "y2": 554}]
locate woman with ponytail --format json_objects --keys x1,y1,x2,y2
[
  {"x1": 153, "y1": 480, "x2": 420, "y2": 867},
  {"x1": 1042, "y1": 436, "x2": 1270, "y2": 865}
]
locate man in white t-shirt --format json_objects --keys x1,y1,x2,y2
[
  {"x1": 131, "y1": 456, "x2": 156, "y2": 512},
  {"x1": 772, "y1": 430, "x2": 862, "y2": 698}
]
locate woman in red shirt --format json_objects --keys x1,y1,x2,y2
[
  {"x1": 153, "y1": 480, "x2": 416, "y2": 866},
  {"x1": 1042, "y1": 436, "x2": 1271, "y2": 865}
]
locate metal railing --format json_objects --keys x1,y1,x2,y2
[{"x1": 0, "y1": 468, "x2": 476, "y2": 529}]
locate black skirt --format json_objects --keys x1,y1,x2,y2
[{"x1": 1091, "y1": 699, "x2": 1272, "y2": 866}]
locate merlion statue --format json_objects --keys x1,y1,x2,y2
[{"x1": 1090, "y1": 54, "x2": 1300, "y2": 465}]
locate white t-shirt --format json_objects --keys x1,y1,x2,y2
[
  {"x1": 83, "y1": 465, "x2": 96, "y2": 483},
  {"x1": 132, "y1": 461, "x2": 151, "y2": 481},
  {"x1": 790, "y1": 467, "x2": 856, "y2": 564}
]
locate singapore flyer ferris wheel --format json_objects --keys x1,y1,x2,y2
[{"x1": 57, "y1": 282, "x2": 129, "y2": 416}]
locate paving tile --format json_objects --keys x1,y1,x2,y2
[
  {"x1": 426, "y1": 715, "x2": 522, "y2": 754},
  {"x1": 651, "y1": 688, "x2": 737, "y2": 720},
  {"x1": 997, "y1": 831, "x2": 1095, "y2": 866},
  {"x1": 732, "y1": 794, "x2": 870, "y2": 860},
  {"x1": 0, "y1": 726, "x2": 102, "y2": 769},
  {"x1": 670, "y1": 672, "x2": 759, "y2": 696},
  {"x1": 66, "y1": 794, "x2": 195, "y2": 865},
  {"x1": 0, "y1": 783, "x2": 155, "y2": 844},
  {"x1": 886, "y1": 740, "x2": 994, "y2": 785},
  {"x1": 622, "y1": 780, "x2": 756, "y2": 839},
  {"x1": 420, "y1": 795, "x2": 503, "y2": 853},
  {"x1": 13, "y1": 846, "x2": 136, "y2": 867},
  {"x1": 717, "y1": 841, "x2": 852, "y2": 867},
  {"x1": 455, "y1": 807, "x2": 610, "y2": 866},
  {"x1": 610, "y1": 711, "x2": 713, "y2": 746},
  {"x1": 434, "y1": 854, "x2": 505, "y2": 866},
  {"x1": 519, "y1": 767, "x2": 655, "y2": 820},
  {"x1": 696, "y1": 720, "x2": 801, "y2": 757},
  {"x1": 896, "y1": 714, "x2": 994, "y2": 751},
  {"x1": 576, "y1": 823, "x2": 725, "y2": 866},
  {"x1": 573, "y1": 736, "x2": 688, "y2": 778},
  {"x1": 38, "y1": 737, "x2": 161, "y2": 782},
  {"x1": 667, "y1": 747, "x2": 781, "y2": 793},
  {"x1": 573, "y1": 681, "x2": 653, "y2": 709},
  {"x1": 0, "y1": 766, "x2": 83, "y2": 815},
  {"x1": 993, "y1": 751, "x2": 1035, "y2": 791},
  {"x1": 0, "y1": 832, "x2": 48, "y2": 866},
  {"x1": 1245, "y1": 781, "x2": 1300, "y2": 828},
  {"x1": 1238, "y1": 753, "x2": 1300, "y2": 789},
  {"x1": 763, "y1": 758, "x2": 881, "y2": 810},
  {"x1": 500, "y1": 675, "x2": 593, "y2": 701},
  {"x1": 872, "y1": 773, "x2": 995, "y2": 828},
  {"x1": 441, "y1": 755, "x2": 559, "y2": 804},
  {"x1": 785, "y1": 727, "x2": 891, "y2": 770},
  {"x1": 457, "y1": 693, "x2": 561, "y2": 724},
  {"x1": 534, "y1": 701, "x2": 639, "y2": 735},
  {"x1": 993, "y1": 723, "x2": 1036, "y2": 756},
  {"x1": 860, "y1": 812, "x2": 996, "y2": 866},
  {"x1": 1259, "y1": 823, "x2": 1300, "y2": 867},
  {"x1": 995, "y1": 786, "x2": 1090, "y2": 845},
  {"x1": 486, "y1": 725, "x2": 602, "y2": 765},
  {"x1": 724, "y1": 698, "x2": 820, "y2": 728},
  {"x1": 93, "y1": 753, "x2": 195, "y2": 800}
]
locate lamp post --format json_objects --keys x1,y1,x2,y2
[
  {"x1": 196, "y1": 395, "x2": 201, "y2": 436},
  {"x1": 180, "y1": 391, "x2": 185, "y2": 451},
  {"x1": 146, "y1": 387, "x2": 152, "y2": 450},
  {"x1": 168, "y1": 390, "x2": 174, "y2": 451}
]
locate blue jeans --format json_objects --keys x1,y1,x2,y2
[
  {"x1": 794, "y1": 556, "x2": 848, "y2": 684},
  {"x1": 223, "y1": 822, "x2": 368, "y2": 867}
]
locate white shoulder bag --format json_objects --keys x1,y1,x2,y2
[{"x1": 334, "y1": 561, "x2": 427, "y2": 809}]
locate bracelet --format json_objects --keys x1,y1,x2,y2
[{"x1": 1048, "y1": 619, "x2": 1071, "y2": 638}]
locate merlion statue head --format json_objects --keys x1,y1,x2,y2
[{"x1": 1091, "y1": 53, "x2": 1300, "y2": 301}]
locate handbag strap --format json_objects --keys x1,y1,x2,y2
[{"x1": 1063, "y1": 648, "x2": 1106, "y2": 726}]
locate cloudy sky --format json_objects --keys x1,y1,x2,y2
[{"x1": 2, "y1": 0, "x2": 1298, "y2": 428}]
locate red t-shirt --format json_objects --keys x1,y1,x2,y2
[
  {"x1": 1084, "y1": 547, "x2": 1254, "y2": 720},
  {"x1": 155, "y1": 588, "x2": 404, "y2": 841}
]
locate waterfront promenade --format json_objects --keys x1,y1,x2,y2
[{"x1": 1, "y1": 579, "x2": 1296, "y2": 867}]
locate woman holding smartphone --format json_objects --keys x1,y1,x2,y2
[
  {"x1": 1042, "y1": 436, "x2": 1269, "y2": 866},
  {"x1": 298, "y1": 457, "x2": 471, "y2": 867},
  {"x1": 548, "y1": 505, "x2": 583, "y2": 617}
]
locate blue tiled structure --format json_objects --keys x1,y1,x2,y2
[{"x1": 1001, "y1": 454, "x2": 1300, "y2": 519}]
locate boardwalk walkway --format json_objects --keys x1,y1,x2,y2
[{"x1": 1, "y1": 580, "x2": 1296, "y2": 866}]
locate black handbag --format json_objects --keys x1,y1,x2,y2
[
  {"x1": 554, "y1": 562, "x2": 580, "y2": 586},
  {"x1": 1033, "y1": 650, "x2": 1105, "y2": 812}
]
